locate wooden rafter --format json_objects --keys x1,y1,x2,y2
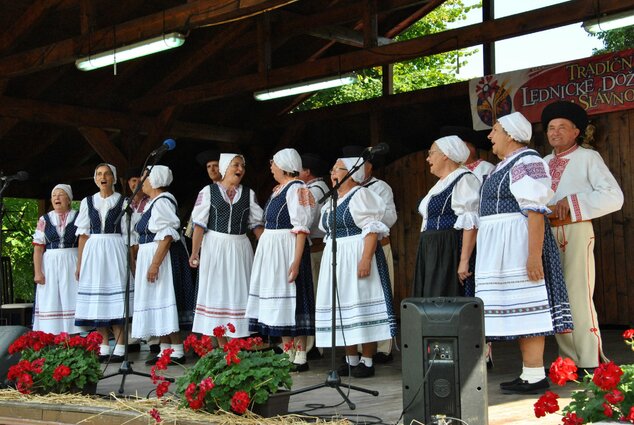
[
  {"x1": 129, "y1": 0, "x2": 634, "y2": 111},
  {"x1": 78, "y1": 126, "x2": 128, "y2": 170},
  {"x1": 0, "y1": 0, "x2": 299, "y2": 78},
  {"x1": 0, "y1": 0, "x2": 64, "y2": 53}
]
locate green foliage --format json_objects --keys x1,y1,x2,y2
[
  {"x1": 562, "y1": 364, "x2": 634, "y2": 423},
  {"x1": 176, "y1": 347, "x2": 293, "y2": 412},
  {"x1": 1, "y1": 198, "x2": 39, "y2": 302},
  {"x1": 592, "y1": 26, "x2": 634, "y2": 55},
  {"x1": 297, "y1": 0, "x2": 481, "y2": 111}
]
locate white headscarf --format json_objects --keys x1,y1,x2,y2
[
  {"x1": 219, "y1": 153, "x2": 245, "y2": 179},
  {"x1": 94, "y1": 163, "x2": 117, "y2": 181},
  {"x1": 340, "y1": 157, "x2": 365, "y2": 183},
  {"x1": 51, "y1": 184, "x2": 73, "y2": 201},
  {"x1": 435, "y1": 136, "x2": 470, "y2": 164},
  {"x1": 148, "y1": 165, "x2": 173, "y2": 189},
  {"x1": 498, "y1": 112, "x2": 532, "y2": 144},
  {"x1": 272, "y1": 148, "x2": 302, "y2": 174}
]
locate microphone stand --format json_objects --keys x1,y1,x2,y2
[
  {"x1": 289, "y1": 155, "x2": 378, "y2": 409},
  {"x1": 100, "y1": 152, "x2": 174, "y2": 394}
]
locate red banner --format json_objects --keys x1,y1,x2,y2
[{"x1": 469, "y1": 48, "x2": 634, "y2": 130}]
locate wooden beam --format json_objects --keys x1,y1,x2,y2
[
  {"x1": 307, "y1": 25, "x2": 391, "y2": 47},
  {"x1": 257, "y1": 13, "x2": 272, "y2": 74},
  {"x1": 385, "y1": 0, "x2": 446, "y2": 38},
  {"x1": 0, "y1": 0, "x2": 297, "y2": 78},
  {"x1": 363, "y1": 0, "x2": 378, "y2": 48},
  {"x1": 77, "y1": 126, "x2": 128, "y2": 170},
  {"x1": 79, "y1": 0, "x2": 96, "y2": 35},
  {"x1": 129, "y1": 0, "x2": 634, "y2": 111},
  {"x1": 0, "y1": 0, "x2": 64, "y2": 53},
  {"x1": 146, "y1": 20, "x2": 251, "y2": 95},
  {"x1": 171, "y1": 121, "x2": 254, "y2": 143},
  {"x1": 137, "y1": 106, "x2": 181, "y2": 160}
]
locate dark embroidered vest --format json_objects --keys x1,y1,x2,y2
[
  {"x1": 136, "y1": 196, "x2": 178, "y2": 244},
  {"x1": 42, "y1": 212, "x2": 78, "y2": 249},
  {"x1": 322, "y1": 187, "x2": 363, "y2": 239},
  {"x1": 480, "y1": 150, "x2": 539, "y2": 217},
  {"x1": 206, "y1": 184, "x2": 250, "y2": 235},
  {"x1": 424, "y1": 172, "x2": 469, "y2": 231},
  {"x1": 86, "y1": 195, "x2": 124, "y2": 234},
  {"x1": 264, "y1": 180, "x2": 302, "y2": 230}
]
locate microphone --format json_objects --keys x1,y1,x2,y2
[
  {"x1": 362, "y1": 143, "x2": 389, "y2": 159},
  {"x1": 150, "y1": 139, "x2": 176, "y2": 156},
  {"x1": 0, "y1": 171, "x2": 29, "y2": 182}
]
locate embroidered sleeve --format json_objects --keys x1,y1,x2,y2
[
  {"x1": 287, "y1": 182, "x2": 314, "y2": 234},
  {"x1": 32, "y1": 215, "x2": 47, "y2": 245},
  {"x1": 510, "y1": 154, "x2": 554, "y2": 215},
  {"x1": 191, "y1": 186, "x2": 212, "y2": 231}
]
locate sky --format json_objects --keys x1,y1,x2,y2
[{"x1": 447, "y1": 0, "x2": 605, "y2": 79}]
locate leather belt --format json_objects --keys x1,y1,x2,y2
[{"x1": 380, "y1": 236, "x2": 391, "y2": 247}]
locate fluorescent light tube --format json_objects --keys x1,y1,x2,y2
[
  {"x1": 254, "y1": 74, "x2": 357, "y2": 101},
  {"x1": 76, "y1": 32, "x2": 185, "y2": 71},
  {"x1": 583, "y1": 10, "x2": 634, "y2": 33}
]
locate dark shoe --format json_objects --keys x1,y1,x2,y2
[
  {"x1": 373, "y1": 352, "x2": 393, "y2": 364},
  {"x1": 128, "y1": 343, "x2": 141, "y2": 353},
  {"x1": 578, "y1": 367, "x2": 595, "y2": 376},
  {"x1": 169, "y1": 355, "x2": 187, "y2": 365},
  {"x1": 337, "y1": 363, "x2": 356, "y2": 377},
  {"x1": 307, "y1": 346, "x2": 323, "y2": 360},
  {"x1": 109, "y1": 354, "x2": 125, "y2": 363},
  {"x1": 98, "y1": 354, "x2": 110, "y2": 363},
  {"x1": 291, "y1": 362, "x2": 309, "y2": 372},
  {"x1": 500, "y1": 377, "x2": 524, "y2": 388},
  {"x1": 486, "y1": 357, "x2": 494, "y2": 370},
  {"x1": 501, "y1": 378, "x2": 549, "y2": 394},
  {"x1": 149, "y1": 344, "x2": 161, "y2": 354},
  {"x1": 351, "y1": 362, "x2": 375, "y2": 378},
  {"x1": 145, "y1": 355, "x2": 160, "y2": 366}
]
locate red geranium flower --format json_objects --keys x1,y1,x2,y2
[
  {"x1": 603, "y1": 402, "x2": 614, "y2": 418},
  {"x1": 549, "y1": 357, "x2": 578, "y2": 386},
  {"x1": 534, "y1": 391, "x2": 560, "y2": 418},
  {"x1": 52, "y1": 365, "x2": 71, "y2": 381},
  {"x1": 605, "y1": 389, "x2": 625, "y2": 404},
  {"x1": 623, "y1": 329, "x2": 634, "y2": 339},
  {"x1": 213, "y1": 325, "x2": 226, "y2": 339},
  {"x1": 149, "y1": 408, "x2": 162, "y2": 423},
  {"x1": 562, "y1": 412, "x2": 584, "y2": 425},
  {"x1": 230, "y1": 390, "x2": 250, "y2": 414},
  {"x1": 592, "y1": 361, "x2": 624, "y2": 391},
  {"x1": 227, "y1": 323, "x2": 236, "y2": 333},
  {"x1": 156, "y1": 381, "x2": 170, "y2": 398},
  {"x1": 626, "y1": 406, "x2": 634, "y2": 422}
]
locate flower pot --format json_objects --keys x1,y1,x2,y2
[{"x1": 251, "y1": 390, "x2": 291, "y2": 417}]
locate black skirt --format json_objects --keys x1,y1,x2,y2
[{"x1": 412, "y1": 228, "x2": 474, "y2": 298}]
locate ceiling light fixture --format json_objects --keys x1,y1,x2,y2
[
  {"x1": 75, "y1": 32, "x2": 186, "y2": 71},
  {"x1": 583, "y1": 9, "x2": 634, "y2": 33},
  {"x1": 254, "y1": 74, "x2": 357, "y2": 101}
]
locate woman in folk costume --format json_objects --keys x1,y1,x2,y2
[
  {"x1": 32, "y1": 184, "x2": 81, "y2": 334},
  {"x1": 74, "y1": 163, "x2": 130, "y2": 362},
  {"x1": 413, "y1": 135, "x2": 480, "y2": 298},
  {"x1": 475, "y1": 112, "x2": 573, "y2": 394},
  {"x1": 315, "y1": 157, "x2": 397, "y2": 378},
  {"x1": 131, "y1": 165, "x2": 186, "y2": 365},
  {"x1": 246, "y1": 148, "x2": 315, "y2": 373},
  {"x1": 189, "y1": 153, "x2": 264, "y2": 346}
]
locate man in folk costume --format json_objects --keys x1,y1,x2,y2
[
  {"x1": 542, "y1": 100, "x2": 624, "y2": 372},
  {"x1": 342, "y1": 145, "x2": 397, "y2": 364},
  {"x1": 299, "y1": 153, "x2": 330, "y2": 358}
]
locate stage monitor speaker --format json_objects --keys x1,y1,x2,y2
[
  {"x1": 0, "y1": 325, "x2": 29, "y2": 387},
  {"x1": 401, "y1": 297, "x2": 487, "y2": 425}
]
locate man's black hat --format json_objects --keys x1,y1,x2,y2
[
  {"x1": 300, "y1": 153, "x2": 328, "y2": 177},
  {"x1": 195, "y1": 149, "x2": 220, "y2": 166},
  {"x1": 125, "y1": 167, "x2": 143, "y2": 179},
  {"x1": 541, "y1": 101, "x2": 588, "y2": 133}
]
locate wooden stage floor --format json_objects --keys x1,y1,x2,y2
[{"x1": 94, "y1": 328, "x2": 630, "y2": 425}]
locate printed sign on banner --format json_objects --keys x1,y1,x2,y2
[{"x1": 469, "y1": 48, "x2": 634, "y2": 130}]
